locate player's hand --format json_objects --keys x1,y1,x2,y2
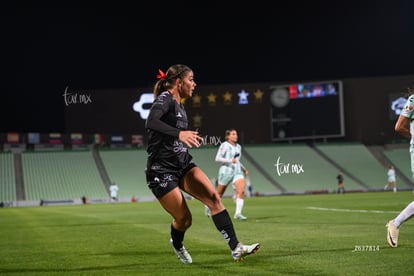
[{"x1": 179, "y1": 130, "x2": 203, "y2": 148}]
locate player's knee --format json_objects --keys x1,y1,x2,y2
[
  {"x1": 210, "y1": 192, "x2": 222, "y2": 204},
  {"x1": 176, "y1": 214, "x2": 192, "y2": 230},
  {"x1": 207, "y1": 193, "x2": 225, "y2": 210}
]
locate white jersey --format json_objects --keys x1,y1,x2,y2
[
  {"x1": 388, "y1": 168, "x2": 396, "y2": 182},
  {"x1": 400, "y1": 94, "x2": 414, "y2": 179},
  {"x1": 110, "y1": 184, "x2": 119, "y2": 197},
  {"x1": 215, "y1": 141, "x2": 244, "y2": 175},
  {"x1": 401, "y1": 94, "x2": 414, "y2": 147}
]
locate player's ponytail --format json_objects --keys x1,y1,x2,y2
[{"x1": 153, "y1": 64, "x2": 192, "y2": 98}]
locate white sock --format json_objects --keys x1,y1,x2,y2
[
  {"x1": 235, "y1": 198, "x2": 244, "y2": 215},
  {"x1": 394, "y1": 201, "x2": 414, "y2": 227},
  {"x1": 393, "y1": 187, "x2": 397, "y2": 192}
]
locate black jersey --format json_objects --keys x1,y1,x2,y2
[{"x1": 145, "y1": 91, "x2": 193, "y2": 171}]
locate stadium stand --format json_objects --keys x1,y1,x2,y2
[
  {"x1": 3, "y1": 142, "x2": 413, "y2": 207},
  {"x1": 0, "y1": 151, "x2": 16, "y2": 201},
  {"x1": 21, "y1": 150, "x2": 107, "y2": 201},
  {"x1": 191, "y1": 146, "x2": 291, "y2": 196},
  {"x1": 382, "y1": 146, "x2": 413, "y2": 186},
  {"x1": 188, "y1": 146, "x2": 220, "y2": 182},
  {"x1": 188, "y1": 146, "x2": 282, "y2": 197},
  {"x1": 314, "y1": 143, "x2": 389, "y2": 189},
  {"x1": 98, "y1": 148, "x2": 153, "y2": 200},
  {"x1": 244, "y1": 144, "x2": 363, "y2": 194}
]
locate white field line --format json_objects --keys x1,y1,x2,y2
[{"x1": 306, "y1": 206, "x2": 399, "y2": 214}]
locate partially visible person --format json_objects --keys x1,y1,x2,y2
[
  {"x1": 245, "y1": 175, "x2": 253, "y2": 198},
  {"x1": 109, "y1": 182, "x2": 119, "y2": 202},
  {"x1": 386, "y1": 89, "x2": 414, "y2": 248},
  {"x1": 384, "y1": 165, "x2": 397, "y2": 192},
  {"x1": 145, "y1": 64, "x2": 260, "y2": 263},
  {"x1": 207, "y1": 128, "x2": 249, "y2": 220},
  {"x1": 81, "y1": 196, "x2": 89, "y2": 204},
  {"x1": 336, "y1": 171, "x2": 345, "y2": 194}
]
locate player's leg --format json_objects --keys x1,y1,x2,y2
[
  {"x1": 386, "y1": 147, "x2": 414, "y2": 247},
  {"x1": 233, "y1": 176, "x2": 246, "y2": 220},
  {"x1": 158, "y1": 187, "x2": 193, "y2": 264},
  {"x1": 387, "y1": 201, "x2": 414, "y2": 248},
  {"x1": 181, "y1": 166, "x2": 260, "y2": 260}
]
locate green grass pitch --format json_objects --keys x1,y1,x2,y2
[{"x1": 1, "y1": 191, "x2": 414, "y2": 275}]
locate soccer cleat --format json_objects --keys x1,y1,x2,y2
[
  {"x1": 232, "y1": 242, "x2": 260, "y2": 261},
  {"x1": 170, "y1": 239, "x2": 192, "y2": 264},
  {"x1": 386, "y1": 220, "x2": 399, "y2": 248},
  {"x1": 234, "y1": 214, "x2": 247, "y2": 221},
  {"x1": 204, "y1": 205, "x2": 211, "y2": 218}
]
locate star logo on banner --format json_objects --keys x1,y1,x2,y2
[
  {"x1": 223, "y1": 91, "x2": 232, "y2": 105},
  {"x1": 192, "y1": 94, "x2": 201, "y2": 108},
  {"x1": 254, "y1": 89, "x2": 264, "y2": 103},
  {"x1": 238, "y1": 89, "x2": 249, "y2": 104},
  {"x1": 207, "y1": 93, "x2": 217, "y2": 106},
  {"x1": 193, "y1": 113, "x2": 202, "y2": 128}
]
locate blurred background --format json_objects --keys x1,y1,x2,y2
[
  {"x1": 2, "y1": 2, "x2": 414, "y2": 205},
  {"x1": 3, "y1": 2, "x2": 414, "y2": 143}
]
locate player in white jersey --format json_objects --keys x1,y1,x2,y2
[
  {"x1": 109, "y1": 182, "x2": 119, "y2": 202},
  {"x1": 384, "y1": 165, "x2": 397, "y2": 192},
  {"x1": 386, "y1": 91, "x2": 414, "y2": 247},
  {"x1": 206, "y1": 128, "x2": 249, "y2": 220}
]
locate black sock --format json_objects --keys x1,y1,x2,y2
[
  {"x1": 212, "y1": 209, "x2": 239, "y2": 250},
  {"x1": 170, "y1": 224, "x2": 185, "y2": 249}
]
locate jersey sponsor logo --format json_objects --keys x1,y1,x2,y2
[
  {"x1": 151, "y1": 165, "x2": 161, "y2": 170},
  {"x1": 173, "y1": 140, "x2": 188, "y2": 153},
  {"x1": 158, "y1": 174, "x2": 173, "y2": 188}
]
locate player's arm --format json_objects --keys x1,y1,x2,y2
[
  {"x1": 146, "y1": 94, "x2": 201, "y2": 147},
  {"x1": 145, "y1": 95, "x2": 180, "y2": 137},
  {"x1": 396, "y1": 95, "x2": 414, "y2": 139},
  {"x1": 395, "y1": 114, "x2": 411, "y2": 139},
  {"x1": 215, "y1": 146, "x2": 233, "y2": 164},
  {"x1": 240, "y1": 162, "x2": 248, "y2": 175}
]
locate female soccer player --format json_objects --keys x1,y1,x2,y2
[
  {"x1": 386, "y1": 88, "x2": 414, "y2": 247},
  {"x1": 214, "y1": 128, "x2": 249, "y2": 220},
  {"x1": 145, "y1": 64, "x2": 259, "y2": 263}
]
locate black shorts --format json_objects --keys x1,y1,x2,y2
[{"x1": 146, "y1": 162, "x2": 196, "y2": 199}]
